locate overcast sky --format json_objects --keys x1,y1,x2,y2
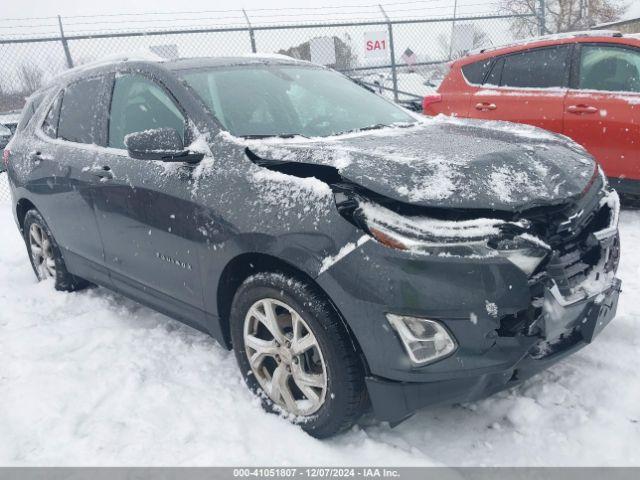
[
  {"x1": 2, "y1": 1, "x2": 639, "y2": 37},
  {"x1": 3, "y1": 0, "x2": 639, "y2": 21}
]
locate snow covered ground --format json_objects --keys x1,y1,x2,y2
[{"x1": 0, "y1": 201, "x2": 638, "y2": 466}]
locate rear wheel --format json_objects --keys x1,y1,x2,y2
[
  {"x1": 230, "y1": 272, "x2": 366, "y2": 438},
  {"x1": 23, "y1": 209, "x2": 89, "y2": 292}
]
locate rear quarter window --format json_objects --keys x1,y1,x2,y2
[
  {"x1": 461, "y1": 59, "x2": 493, "y2": 85},
  {"x1": 17, "y1": 91, "x2": 46, "y2": 132},
  {"x1": 42, "y1": 92, "x2": 63, "y2": 139}
]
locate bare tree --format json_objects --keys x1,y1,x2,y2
[
  {"x1": 498, "y1": 0, "x2": 628, "y2": 38},
  {"x1": 17, "y1": 63, "x2": 44, "y2": 94},
  {"x1": 438, "y1": 24, "x2": 490, "y2": 60}
]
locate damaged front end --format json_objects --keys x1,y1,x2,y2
[
  {"x1": 333, "y1": 166, "x2": 621, "y2": 357},
  {"x1": 244, "y1": 142, "x2": 621, "y2": 424},
  {"x1": 247, "y1": 144, "x2": 621, "y2": 356}
]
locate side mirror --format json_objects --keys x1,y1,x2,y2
[{"x1": 125, "y1": 128, "x2": 203, "y2": 163}]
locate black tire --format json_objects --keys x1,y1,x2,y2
[
  {"x1": 23, "y1": 209, "x2": 89, "y2": 292},
  {"x1": 230, "y1": 272, "x2": 367, "y2": 438}
]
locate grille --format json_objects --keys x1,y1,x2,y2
[{"x1": 535, "y1": 199, "x2": 614, "y2": 297}]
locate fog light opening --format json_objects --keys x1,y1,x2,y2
[{"x1": 386, "y1": 314, "x2": 457, "y2": 365}]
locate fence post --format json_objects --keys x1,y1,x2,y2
[
  {"x1": 538, "y1": 0, "x2": 547, "y2": 35},
  {"x1": 379, "y1": 5, "x2": 398, "y2": 103},
  {"x1": 448, "y1": 0, "x2": 458, "y2": 61},
  {"x1": 242, "y1": 9, "x2": 257, "y2": 53},
  {"x1": 57, "y1": 15, "x2": 74, "y2": 68}
]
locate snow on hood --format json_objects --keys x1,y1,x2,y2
[{"x1": 240, "y1": 117, "x2": 596, "y2": 212}]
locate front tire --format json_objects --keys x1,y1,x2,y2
[
  {"x1": 230, "y1": 272, "x2": 366, "y2": 438},
  {"x1": 23, "y1": 209, "x2": 89, "y2": 292}
]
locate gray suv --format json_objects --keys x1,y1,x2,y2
[{"x1": 5, "y1": 56, "x2": 621, "y2": 437}]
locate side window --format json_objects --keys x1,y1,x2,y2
[
  {"x1": 500, "y1": 46, "x2": 570, "y2": 89},
  {"x1": 42, "y1": 92, "x2": 63, "y2": 139},
  {"x1": 58, "y1": 77, "x2": 107, "y2": 144},
  {"x1": 108, "y1": 74, "x2": 186, "y2": 149},
  {"x1": 461, "y1": 59, "x2": 493, "y2": 85},
  {"x1": 578, "y1": 45, "x2": 640, "y2": 93}
]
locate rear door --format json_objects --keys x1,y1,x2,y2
[
  {"x1": 564, "y1": 42, "x2": 640, "y2": 185},
  {"x1": 90, "y1": 72, "x2": 207, "y2": 326},
  {"x1": 469, "y1": 45, "x2": 571, "y2": 134},
  {"x1": 21, "y1": 78, "x2": 109, "y2": 284}
]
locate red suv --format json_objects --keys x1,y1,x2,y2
[{"x1": 423, "y1": 31, "x2": 640, "y2": 196}]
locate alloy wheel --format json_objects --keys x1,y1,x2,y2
[
  {"x1": 243, "y1": 298, "x2": 328, "y2": 416},
  {"x1": 29, "y1": 223, "x2": 56, "y2": 280}
]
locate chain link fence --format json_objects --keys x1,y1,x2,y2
[
  {"x1": 0, "y1": 7, "x2": 539, "y2": 113},
  {"x1": 0, "y1": 4, "x2": 543, "y2": 204}
]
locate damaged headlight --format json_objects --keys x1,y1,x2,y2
[{"x1": 352, "y1": 200, "x2": 550, "y2": 276}]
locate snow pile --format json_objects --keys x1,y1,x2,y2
[{"x1": 0, "y1": 204, "x2": 639, "y2": 466}]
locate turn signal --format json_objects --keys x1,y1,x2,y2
[{"x1": 368, "y1": 226, "x2": 409, "y2": 251}]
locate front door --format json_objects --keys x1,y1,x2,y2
[
  {"x1": 90, "y1": 73, "x2": 206, "y2": 326},
  {"x1": 564, "y1": 43, "x2": 640, "y2": 186}
]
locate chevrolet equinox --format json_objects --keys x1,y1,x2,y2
[{"x1": 4, "y1": 55, "x2": 622, "y2": 437}]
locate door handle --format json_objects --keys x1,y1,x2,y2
[
  {"x1": 475, "y1": 102, "x2": 497, "y2": 111},
  {"x1": 89, "y1": 165, "x2": 114, "y2": 181},
  {"x1": 567, "y1": 104, "x2": 599, "y2": 114}
]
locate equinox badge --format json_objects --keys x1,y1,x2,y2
[{"x1": 155, "y1": 252, "x2": 193, "y2": 271}]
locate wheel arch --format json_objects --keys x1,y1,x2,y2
[
  {"x1": 215, "y1": 251, "x2": 370, "y2": 374},
  {"x1": 15, "y1": 197, "x2": 37, "y2": 233}
]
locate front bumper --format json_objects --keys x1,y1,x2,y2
[
  {"x1": 365, "y1": 277, "x2": 621, "y2": 425},
  {"x1": 315, "y1": 185, "x2": 621, "y2": 425}
]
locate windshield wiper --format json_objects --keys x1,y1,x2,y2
[{"x1": 241, "y1": 133, "x2": 309, "y2": 139}]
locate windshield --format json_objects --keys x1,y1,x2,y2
[{"x1": 179, "y1": 64, "x2": 416, "y2": 138}]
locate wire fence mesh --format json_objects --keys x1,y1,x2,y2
[{"x1": 0, "y1": 8, "x2": 539, "y2": 115}]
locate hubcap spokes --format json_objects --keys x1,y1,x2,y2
[
  {"x1": 244, "y1": 298, "x2": 327, "y2": 416},
  {"x1": 29, "y1": 224, "x2": 56, "y2": 279}
]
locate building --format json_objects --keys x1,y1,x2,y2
[{"x1": 592, "y1": 17, "x2": 640, "y2": 34}]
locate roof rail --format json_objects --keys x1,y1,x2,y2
[{"x1": 469, "y1": 30, "x2": 623, "y2": 56}]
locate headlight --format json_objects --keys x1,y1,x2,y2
[
  {"x1": 386, "y1": 314, "x2": 457, "y2": 365},
  {"x1": 356, "y1": 201, "x2": 549, "y2": 276}
]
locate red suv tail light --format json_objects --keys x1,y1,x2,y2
[
  {"x1": 2, "y1": 149, "x2": 9, "y2": 170},
  {"x1": 422, "y1": 93, "x2": 442, "y2": 114}
]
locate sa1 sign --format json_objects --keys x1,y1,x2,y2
[{"x1": 364, "y1": 31, "x2": 388, "y2": 58}]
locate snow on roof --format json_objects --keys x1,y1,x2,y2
[
  {"x1": 469, "y1": 30, "x2": 623, "y2": 56},
  {"x1": 44, "y1": 49, "x2": 166, "y2": 88},
  {"x1": 592, "y1": 17, "x2": 640, "y2": 28},
  {"x1": 0, "y1": 111, "x2": 21, "y2": 125}
]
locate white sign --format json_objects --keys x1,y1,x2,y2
[
  {"x1": 450, "y1": 23, "x2": 475, "y2": 56},
  {"x1": 310, "y1": 37, "x2": 336, "y2": 66},
  {"x1": 363, "y1": 31, "x2": 389, "y2": 58}
]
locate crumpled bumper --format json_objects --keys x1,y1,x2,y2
[{"x1": 365, "y1": 277, "x2": 621, "y2": 425}]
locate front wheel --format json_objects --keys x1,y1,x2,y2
[
  {"x1": 23, "y1": 209, "x2": 89, "y2": 292},
  {"x1": 230, "y1": 272, "x2": 367, "y2": 438}
]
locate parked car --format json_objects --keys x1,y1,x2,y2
[
  {"x1": 0, "y1": 122, "x2": 11, "y2": 151},
  {"x1": 5, "y1": 55, "x2": 621, "y2": 437},
  {"x1": 423, "y1": 31, "x2": 640, "y2": 197},
  {"x1": 0, "y1": 110, "x2": 21, "y2": 135}
]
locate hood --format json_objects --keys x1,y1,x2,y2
[{"x1": 243, "y1": 118, "x2": 597, "y2": 212}]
